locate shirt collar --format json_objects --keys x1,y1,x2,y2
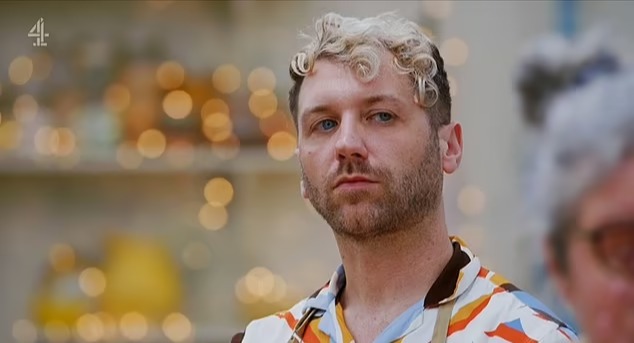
[
  {"x1": 424, "y1": 236, "x2": 481, "y2": 307},
  {"x1": 303, "y1": 236, "x2": 481, "y2": 313}
]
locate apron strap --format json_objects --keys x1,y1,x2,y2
[
  {"x1": 286, "y1": 284, "x2": 329, "y2": 343},
  {"x1": 287, "y1": 307, "x2": 320, "y2": 343},
  {"x1": 431, "y1": 298, "x2": 456, "y2": 343}
]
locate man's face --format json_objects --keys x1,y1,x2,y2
[
  {"x1": 296, "y1": 51, "x2": 443, "y2": 241},
  {"x1": 555, "y1": 157, "x2": 634, "y2": 343}
]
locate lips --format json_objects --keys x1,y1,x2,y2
[{"x1": 334, "y1": 175, "x2": 378, "y2": 189}]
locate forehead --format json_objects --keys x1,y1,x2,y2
[
  {"x1": 578, "y1": 157, "x2": 634, "y2": 229},
  {"x1": 297, "y1": 54, "x2": 415, "y2": 116}
]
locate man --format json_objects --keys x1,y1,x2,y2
[
  {"x1": 516, "y1": 32, "x2": 634, "y2": 343},
  {"x1": 236, "y1": 12, "x2": 578, "y2": 343}
]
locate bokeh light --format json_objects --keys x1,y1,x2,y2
[
  {"x1": 204, "y1": 177, "x2": 234, "y2": 207},
  {"x1": 163, "y1": 90, "x2": 192, "y2": 119},
  {"x1": 39, "y1": 128, "x2": 77, "y2": 157},
  {"x1": 78, "y1": 267, "x2": 107, "y2": 297},
  {"x1": 263, "y1": 275, "x2": 288, "y2": 303},
  {"x1": 235, "y1": 277, "x2": 259, "y2": 304},
  {"x1": 137, "y1": 129, "x2": 167, "y2": 159},
  {"x1": 156, "y1": 61, "x2": 185, "y2": 90},
  {"x1": 35, "y1": 127, "x2": 55, "y2": 156},
  {"x1": 235, "y1": 267, "x2": 288, "y2": 304},
  {"x1": 198, "y1": 203, "x2": 228, "y2": 231},
  {"x1": 248, "y1": 91, "x2": 278, "y2": 119},
  {"x1": 9, "y1": 56, "x2": 33, "y2": 85},
  {"x1": 247, "y1": 67, "x2": 276, "y2": 94},
  {"x1": 75, "y1": 313, "x2": 104, "y2": 342},
  {"x1": 200, "y1": 98, "x2": 229, "y2": 120},
  {"x1": 213, "y1": 64, "x2": 241, "y2": 94},
  {"x1": 202, "y1": 112, "x2": 233, "y2": 142},
  {"x1": 58, "y1": 128, "x2": 76, "y2": 157},
  {"x1": 267, "y1": 131, "x2": 297, "y2": 161},
  {"x1": 245, "y1": 267, "x2": 275, "y2": 297},
  {"x1": 162, "y1": 312, "x2": 193, "y2": 342},
  {"x1": 119, "y1": 312, "x2": 148, "y2": 341}
]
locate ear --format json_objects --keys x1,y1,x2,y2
[
  {"x1": 297, "y1": 147, "x2": 308, "y2": 199},
  {"x1": 437, "y1": 122, "x2": 463, "y2": 174},
  {"x1": 300, "y1": 179, "x2": 308, "y2": 199},
  {"x1": 543, "y1": 238, "x2": 573, "y2": 303}
]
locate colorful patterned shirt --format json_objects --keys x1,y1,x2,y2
[{"x1": 239, "y1": 237, "x2": 579, "y2": 342}]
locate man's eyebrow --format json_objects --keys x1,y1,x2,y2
[
  {"x1": 301, "y1": 104, "x2": 332, "y2": 120},
  {"x1": 362, "y1": 94, "x2": 404, "y2": 107}
]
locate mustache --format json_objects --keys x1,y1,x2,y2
[{"x1": 328, "y1": 160, "x2": 386, "y2": 185}]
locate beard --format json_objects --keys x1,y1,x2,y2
[{"x1": 301, "y1": 135, "x2": 443, "y2": 242}]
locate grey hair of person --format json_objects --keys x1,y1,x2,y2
[{"x1": 515, "y1": 29, "x2": 634, "y2": 268}]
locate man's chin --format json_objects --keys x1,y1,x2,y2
[
  {"x1": 331, "y1": 207, "x2": 379, "y2": 231},
  {"x1": 330, "y1": 218, "x2": 390, "y2": 242},
  {"x1": 336, "y1": 201, "x2": 377, "y2": 215}
]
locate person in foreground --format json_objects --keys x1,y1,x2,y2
[
  {"x1": 516, "y1": 31, "x2": 634, "y2": 343},
  {"x1": 235, "y1": 12, "x2": 578, "y2": 343}
]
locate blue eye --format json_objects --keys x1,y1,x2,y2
[
  {"x1": 318, "y1": 119, "x2": 337, "y2": 131},
  {"x1": 373, "y1": 112, "x2": 394, "y2": 122}
]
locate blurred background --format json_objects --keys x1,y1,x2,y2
[{"x1": 0, "y1": 1, "x2": 633, "y2": 342}]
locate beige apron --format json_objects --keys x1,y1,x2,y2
[{"x1": 431, "y1": 299, "x2": 456, "y2": 343}]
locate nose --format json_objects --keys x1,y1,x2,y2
[{"x1": 334, "y1": 116, "x2": 368, "y2": 162}]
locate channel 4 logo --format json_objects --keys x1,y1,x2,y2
[{"x1": 28, "y1": 17, "x2": 49, "y2": 47}]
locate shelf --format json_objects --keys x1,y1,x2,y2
[
  {"x1": 27, "y1": 325, "x2": 245, "y2": 343},
  {"x1": 0, "y1": 146, "x2": 299, "y2": 175}
]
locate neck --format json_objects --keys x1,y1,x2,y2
[{"x1": 335, "y1": 209, "x2": 454, "y2": 312}]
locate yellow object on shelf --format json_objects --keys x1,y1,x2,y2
[{"x1": 101, "y1": 234, "x2": 183, "y2": 322}]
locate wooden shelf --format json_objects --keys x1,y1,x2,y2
[
  {"x1": 0, "y1": 146, "x2": 298, "y2": 175},
  {"x1": 28, "y1": 325, "x2": 244, "y2": 343}
]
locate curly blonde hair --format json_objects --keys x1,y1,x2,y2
[{"x1": 288, "y1": 12, "x2": 451, "y2": 129}]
